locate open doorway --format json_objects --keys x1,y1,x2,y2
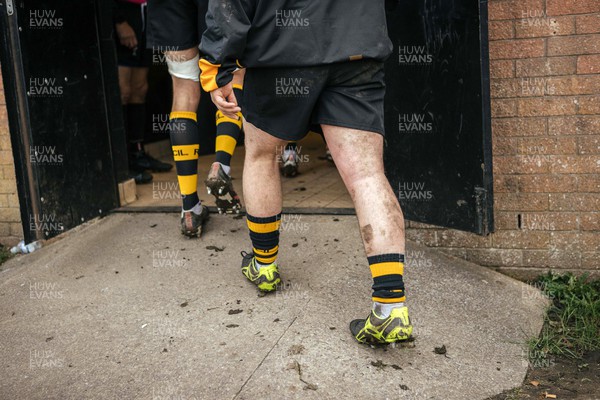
[
  {"x1": 126, "y1": 62, "x2": 352, "y2": 213},
  {"x1": 0, "y1": 0, "x2": 493, "y2": 242}
]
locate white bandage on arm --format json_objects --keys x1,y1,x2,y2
[{"x1": 166, "y1": 54, "x2": 200, "y2": 82}]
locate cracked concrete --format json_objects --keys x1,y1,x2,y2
[{"x1": 0, "y1": 213, "x2": 547, "y2": 399}]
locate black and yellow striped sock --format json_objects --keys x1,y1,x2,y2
[
  {"x1": 215, "y1": 84, "x2": 243, "y2": 170},
  {"x1": 170, "y1": 111, "x2": 200, "y2": 211},
  {"x1": 368, "y1": 254, "x2": 406, "y2": 304},
  {"x1": 247, "y1": 213, "x2": 282, "y2": 266}
]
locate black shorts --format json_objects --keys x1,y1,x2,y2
[
  {"x1": 242, "y1": 60, "x2": 386, "y2": 141},
  {"x1": 115, "y1": 2, "x2": 152, "y2": 68},
  {"x1": 146, "y1": 0, "x2": 207, "y2": 51}
]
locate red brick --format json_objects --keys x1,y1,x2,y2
[
  {"x1": 406, "y1": 221, "x2": 436, "y2": 229},
  {"x1": 516, "y1": 57, "x2": 577, "y2": 77},
  {"x1": 494, "y1": 174, "x2": 519, "y2": 193},
  {"x1": 494, "y1": 77, "x2": 573, "y2": 98},
  {"x1": 492, "y1": 230, "x2": 550, "y2": 249},
  {"x1": 578, "y1": 175, "x2": 600, "y2": 192},
  {"x1": 489, "y1": 20, "x2": 515, "y2": 40},
  {"x1": 490, "y1": 38, "x2": 546, "y2": 60},
  {"x1": 580, "y1": 213, "x2": 600, "y2": 231},
  {"x1": 7, "y1": 193, "x2": 19, "y2": 208},
  {"x1": 9, "y1": 222, "x2": 22, "y2": 237},
  {"x1": 519, "y1": 137, "x2": 577, "y2": 155},
  {"x1": 490, "y1": 60, "x2": 515, "y2": 79},
  {"x1": 496, "y1": 192, "x2": 549, "y2": 211},
  {"x1": 515, "y1": 15, "x2": 575, "y2": 38},
  {"x1": 517, "y1": 97, "x2": 578, "y2": 116},
  {"x1": 522, "y1": 249, "x2": 579, "y2": 268},
  {"x1": 495, "y1": 212, "x2": 520, "y2": 230},
  {"x1": 581, "y1": 252, "x2": 600, "y2": 268},
  {"x1": 2, "y1": 165, "x2": 17, "y2": 182},
  {"x1": 576, "y1": 14, "x2": 600, "y2": 34},
  {"x1": 0, "y1": 136, "x2": 12, "y2": 151},
  {"x1": 518, "y1": 174, "x2": 578, "y2": 193},
  {"x1": 490, "y1": 78, "x2": 519, "y2": 98},
  {"x1": 519, "y1": 212, "x2": 579, "y2": 230},
  {"x1": 439, "y1": 248, "x2": 468, "y2": 260},
  {"x1": 405, "y1": 229, "x2": 438, "y2": 247},
  {"x1": 578, "y1": 136, "x2": 600, "y2": 155},
  {"x1": 0, "y1": 106, "x2": 7, "y2": 122},
  {"x1": 577, "y1": 54, "x2": 600, "y2": 74},
  {"x1": 548, "y1": 34, "x2": 600, "y2": 56},
  {"x1": 496, "y1": 267, "x2": 587, "y2": 281},
  {"x1": 547, "y1": 0, "x2": 600, "y2": 16},
  {"x1": 550, "y1": 231, "x2": 599, "y2": 252},
  {"x1": 496, "y1": 76, "x2": 579, "y2": 98},
  {"x1": 491, "y1": 99, "x2": 518, "y2": 117},
  {"x1": 549, "y1": 116, "x2": 600, "y2": 135},
  {"x1": 492, "y1": 117, "x2": 547, "y2": 137},
  {"x1": 0, "y1": 208, "x2": 20, "y2": 222},
  {"x1": 494, "y1": 155, "x2": 553, "y2": 174},
  {"x1": 465, "y1": 248, "x2": 523, "y2": 267},
  {"x1": 578, "y1": 95, "x2": 600, "y2": 114},
  {"x1": 549, "y1": 193, "x2": 600, "y2": 211},
  {"x1": 493, "y1": 137, "x2": 519, "y2": 155},
  {"x1": 436, "y1": 230, "x2": 492, "y2": 248},
  {"x1": 489, "y1": 0, "x2": 544, "y2": 21},
  {"x1": 0, "y1": 150, "x2": 15, "y2": 165},
  {"x1": 0, "y1": 179, "x2": 18, "y2": 194},
  {"x1": 550, "y1": 155, "x2": 600, "y2": 174},
  {"x1": 551, "y1": 76, "x2": 600, "y2": 95}
]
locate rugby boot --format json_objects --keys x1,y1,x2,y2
[
  {"x1": 349, "y1": 305, "x2": 413, "y2": 344},
  {"x1": 180, "y1": 205, "x2": 209, "y2": 238},
  {"x1": 205, "y1": 162, "x2": 242, "y2": 214},
  {"x1": 281, "y1": 149, "x2": 299, "y2": 177},
  {"x1": 240, "y1": 251, "x2": 281, "y2": 292}
]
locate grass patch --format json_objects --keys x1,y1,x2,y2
[
  {"x1": 0, "y1": 244, "x2": 12, "y2": 266},
  {"x1": 528, "y1": 273, "x2": 600, "y2": 365}
]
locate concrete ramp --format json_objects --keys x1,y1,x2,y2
[{"x1": 0, "y1": 213, "x2": 547, "y2": 399}]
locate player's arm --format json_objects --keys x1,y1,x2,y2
[{"x1": 199, "y1": 0, "x2": 254, "y2": 92}]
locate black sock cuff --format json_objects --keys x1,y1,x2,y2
[
  {"x1": 246, "y1": 213, "x2": 282, "y2": 224},
  {"x1": 367, "y1": 253, "x2": 405, "y2": 265}
]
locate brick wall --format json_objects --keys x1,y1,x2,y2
[
  {"x1": 407, "y1": 0, "x2": 600, "y2": 279},
  {"x1": 0, "y1": 66, "x2": 23, "y2": 246}
]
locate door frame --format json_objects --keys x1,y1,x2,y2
[{"x1": 0, "y1": 0, "x2": 128, "y2": 243}]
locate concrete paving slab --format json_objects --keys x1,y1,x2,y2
[{"x1": 0, "y1": 213, "x2": 548, "y2": 399}]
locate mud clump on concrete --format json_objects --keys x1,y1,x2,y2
[{"x1": 287, "y1": 344, "x2": 305, "y2": 356}]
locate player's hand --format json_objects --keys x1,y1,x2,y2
[
  {"x1": 116, "y1": 22, "x2": 138, "y2": 49},
  {"x1": 210, "y1": 83, "x2": 241, "y2": 120}
]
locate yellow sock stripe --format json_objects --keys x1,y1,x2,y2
[
  {"x1": 216, "y1": 110, "x2": 243, "y2": 129},
  {"x1": 372, "y1": 296, "x2": 406, "y2": 304},
  {"x1": 253, "y1": 245, "x2": 278, "y2": 256},
  {"x1": 233, "y1": 84, "x2": 243, "y2": 90},
  {"x1": 215, "y1": 135, "x2": 237, "y2": 156},
  {"x1": 177, "y1": 174, "x2": 198, "y2": 195},
  {"x1": 170, "y1": 111, "x2": 197, "y2": 121},
  {"x1": 369, "y1": 262, "x2": 404, "y2": 278},
  {"x1": 254, "y1": 246, "x2": 279, "y2": 264},
  {"x1": 172, "y1": 145, "x2": 199, "y2": 161},
  {"x1": 247, "y1": 220, "x2": 281, "y2": 234}
]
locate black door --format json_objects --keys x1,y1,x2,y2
[
  {"x1": 384, "y1": 0, "x2": 493, "y2": 235},
  {"x1": 0, "y1": 0, "x2": 122, "y2": 242}
]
